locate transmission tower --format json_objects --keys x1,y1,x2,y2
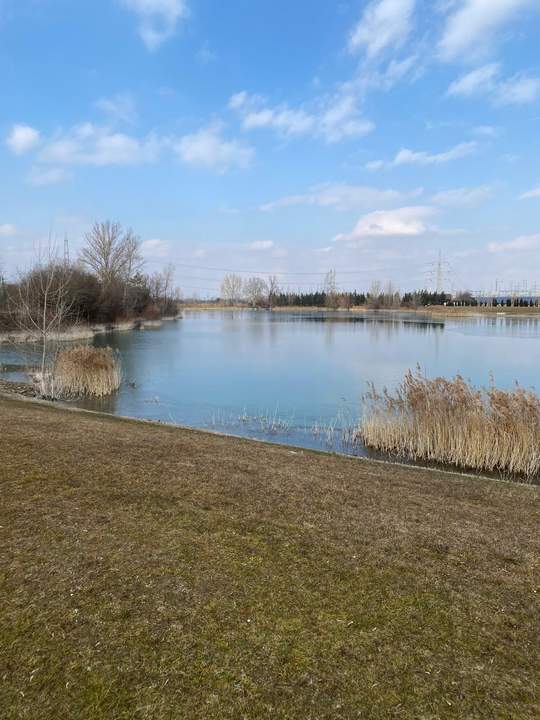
[
  {"x1": 425, "y1": 251, "x2": 451, "y2": 293},
  {"x1": 63, "y1": 234, "x2": 70, "y2": 266}
]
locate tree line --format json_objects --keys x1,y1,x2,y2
[
  {"x1": 218, "y1": 273, "x2": 455, "y2": 309},
  {"x1": 0, "y1": 221, "x2": 181, "y2": 333}
]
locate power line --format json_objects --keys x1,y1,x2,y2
[{"x1": 172, "y1": 262, "x2": 377, "y2": 276}]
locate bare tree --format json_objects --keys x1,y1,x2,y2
[
  {"x1": 244, "y1": 277, "x2": 268, "y2": 308},
  {"x1": 80, "y1": 221, "x2": 143, "y2": 287},
  {"x1": 220, "y1": 273, "x2": 243, "y2": 306},
  {"x1": 324, "y1": 269, "x2": 339, "y2": 309},
  {"x1": 9, "y1": 246, "x2": 73, "y2": 396},
  {"x1": 267, "y1": 275, "x2": 280, "y2": 309}
]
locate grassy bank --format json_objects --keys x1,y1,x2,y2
[{"x1": 1, "y1": 396, "x2": 539, "y2": 719}]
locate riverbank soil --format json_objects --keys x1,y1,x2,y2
[{"x1": 1, "y1": 396, "x2": 538, "y2": 719}]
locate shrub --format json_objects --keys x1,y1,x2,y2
[
  {"x1": 54, "y1": 346, "x2": 122, "y2": 398},
  {"x1": 143, "y1": 304, "x2": 161, "y2": 321},
  {"x1": 357, "y1": 367, "x2": 540, "y2": 480}
]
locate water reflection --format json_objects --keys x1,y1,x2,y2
[{"x1": 2, "y1": 310, "x2": 540, "y2": 455}]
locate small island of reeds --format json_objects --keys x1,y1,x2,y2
[{"x1": 53, "y1": 345, "x2": 122, "y2": 398}]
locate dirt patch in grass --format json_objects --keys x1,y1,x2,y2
[{"x1": 0, "y1": 396, "x2": 538, "y2": 719}]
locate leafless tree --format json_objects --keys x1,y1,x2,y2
[
  {"x1": 244, "y1": 277, "x2": 268, "y2": 308},
  {"x1": 220, "y1": 273, "x2": 243, "y2": 305},
  {"x1": 324, "y1": 269, "x2": 339, "y2": 309},
  {"x1": 9, "y1": 245, "x2": 73, "y2": 396},
  {"x1": 267, "y1": 275, "x2": 280, "y2": 308},
  {"x1": 80, "y1": 221, "x2": 143, "y2": 287}
]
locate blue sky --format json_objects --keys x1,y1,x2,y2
[{"x1": 1, "y1": 0, "x2": 540, "y2": 294}]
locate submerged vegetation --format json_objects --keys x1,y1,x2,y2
[
  {"x1": 358, "y1": 368, "x2": 540, "y2": 481},
  {"x1": 53, "y1": 346, "x2": 122, "y2": 398}
]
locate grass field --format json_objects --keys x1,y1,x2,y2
[{"x1": 1, "y1": 396, "x2": 539, "y2": 719}]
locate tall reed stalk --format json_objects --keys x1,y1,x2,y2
[
  {"x1": 54, "y1": 346, "x2": 122, "y2": 398},
  {"x1": 357, "y1": 368, "x2": 540, "y2": 480}
]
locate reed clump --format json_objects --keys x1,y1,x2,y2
[
  {"x1": 357, "y1": 368, "x2": 540, "y2": 480},
  {"x1": 54, "y1": 345, "x2": 122, "y2": 398}
]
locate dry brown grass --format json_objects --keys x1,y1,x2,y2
[
  {"x1": 54, "y1": 345, "x2": 121, "y2": 398},
  {"x1": 358, "y1": 368, "x2": 540, "y2": 481},
  {"x1": 0, "y1": 396, "x2": 539, "y2": 719}
]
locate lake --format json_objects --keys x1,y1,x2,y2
[{"x1": 3, "y1": 310, "x2": 540, "y2": 455}]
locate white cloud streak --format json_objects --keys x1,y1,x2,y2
[
  {"x1": 229, "y1": 90, "x2": 374, "y2": 144},
  {"x1": 439, "y1": 0, "x2": 538, "y2": 62},
  {"x1": 261, "y1": 183, "x2": 423, "y2": 212},
  {"x1": 6, "y1": 125, "x2": 41, "y2": 155},
  {"x1": 487, "y1": 234, "x2": 540, "y2": 253},
  {"x1": 448, "y1": 63, "x2": 540, "y2": 104},
  {"x1": 28, "y1": 166, "x2": 71, "y2": 187},
  {"x1": 432, "y1": 185, "x2": 492, "y2": 208},
  {"x1": 95, "y1": 92, "x2": 138, "y2": 124},
  {"x1": 334, "y1": 206, "x2": 437, "y2": 244},
  {"x1": 367, "y1": 141, "x2": 477, "y2": 170},
  {"x1": 120, "y1": 0, "x2": 188, "y2": 50},
  {"x1": 38, "y1": 123, "x2": 163, "y2": 166},
  {"x1": 175, "y1": 123, "x2": 254, "y2": 173},
  {"x1": 520, "y1": 187, "x2": 540, "y2": 200},
  {"x1": 348, "y1": 0, "x2": 416, "y2": 59},
  {"x1": 0, "y1": 224, "x2": 18, "y2": 237},
  {"x1": 8, "y1": 121, "x2": 253, "y2": 178}
]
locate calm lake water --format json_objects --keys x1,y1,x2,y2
[{"x1": 3, "y1": 310, "x2": 540, "y2": 455}]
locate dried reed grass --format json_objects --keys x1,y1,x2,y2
[
  {"x1": 357, "y1": 367, "x2": 540, "y2": 480},
  {"x1": 54, "y1": 345, "x2": 122, "y2": 398}
]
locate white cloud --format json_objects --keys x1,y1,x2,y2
[
  {"x1": 488, "y1": 234, "x2": 540, "y2": 253},
  {"x1": 447, "y1": 63, "x2": 500, "y2": 97},
  {"x1": 261, "y1": 183, "x2": 423, "y2": 212},
  {"x1": 365, "y1": 160, "x2": 386, "y2": 171},
  {"x1": 8, "y1": 119, "x2": 252, "y2": 177},
  {"x1": 520, "y1": 187, "x2": 540, "y2": 200},
  {"x1": 120, "y1": 0, "x2": 188, "y2": 50},
  {"x1": 439, "y1": 0, "x2": 538, "y2": 62},
  {"x1": 175, "y1": 123, "x2": 254, "y2": 173},
  {"x1": 334, "y1": 206, "x2": 436, "y2": 243},
  {"x1": 141, "y1": 238, "x2": 170, "y2": 258},
  {"x1": 0, "y1": 223, "x2": 18, "y2": 237},
  {"x1": 432, "y1": 185, "x2": 492, "y2": 207},
  {"x1": 448, "y1": 64, "x2": 540, "y2": 104},
  {"x1": 248, "y1": 240, "x2": 274, "y2": 251},
  {"x1": 28, "y1": 166, "x2": 71, "y2": 186},
  {"x1": 318, "y1": 93, "x2": 375, "y2": 143},
  {"x1": 496, "y1": 74, "x2": 540, "y2": 104},
  {"x1": 95, "y1": 92, "x2": 137, "y2": 124},
  {"x1": 348, "y1": 0, "x2": 416, "y2": 59},
  {"x1": 368, "y1": 141, "x2": 477, "y2": 169},
  {"x1": 6, "y1": 124, "x2": 41, "y2": 155},
  {"x1": 474, "y1": 125, "x2": 501, "y2": 137},
  {"x1": 243, "y1": 107, "x2": 315, "y2": 136},
  {"x1": 395, "y1": 142, "x2": 477, "y2": 165},
  {"x1": 38, "y1": 123, "x2": 163, "y2": 166},
  {"x1": 229, "y1": 90, "x2": 373, "y2": 144}
]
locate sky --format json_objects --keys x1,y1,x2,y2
[{"x1": 1, "y1": 0, "x2": 540, "y2": 296}]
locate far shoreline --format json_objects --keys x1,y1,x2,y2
[{"x1": 180, "y1": 303, "x2": 540, "y2": 318}]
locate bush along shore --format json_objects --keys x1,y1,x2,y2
[{"x1": 0, "y1": 220, "x2": 181, "y2": 342}]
